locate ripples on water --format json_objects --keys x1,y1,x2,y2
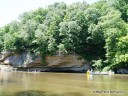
[{"x1": 0, "y1": 71, "x2": 128, "y2": 96}]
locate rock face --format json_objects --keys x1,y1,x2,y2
[
  {"x1": 0, "y1": 51, "x2": 41, "y2": 67},
  {"x1": 0, "y1": 51, "x2": 14, "y2": 62},
  {"x1": 0, "y1": 51, "x2": 86, "y2": 70},
  {"x1": 46, "y1": 55, "x2": 84, "y2": 67}
]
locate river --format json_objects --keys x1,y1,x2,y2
[{"x1": 0, "y1": 71, "x2": 128, "y2": 96}]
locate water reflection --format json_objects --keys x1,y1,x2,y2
[
  {"x1": 15, "y1": 90, "x2": 83, "y2": 96},
  {"x1": 87, "y1": 74, "x2": 93, "y2": 81},
  {"x1": 0, "y1": 72, "x2": 128, "y2": 96},
  {"x1": 0, "y1": 71, "x2": 9, "y2": 85},
  {"x1": 0, "y1": 71, "x2": 16, "y2": 85}
]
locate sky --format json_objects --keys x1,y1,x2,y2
[{"x1": 0, "y1": 0, "x2": 99, "y2": 27}]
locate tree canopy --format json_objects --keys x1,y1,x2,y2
[{"x1": 0, "y1": 0, "x2": 128, "y2": 70}]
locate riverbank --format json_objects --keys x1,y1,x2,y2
[
  {"x1": 0, "y1": 65, "x2": 13, "y2": 71},
  {"x1": 0, "y1": 64, "x2": 88, "y2": 73},
  {"x1": 17, "y1": 66, "x2": 86, "y2": 73},
  {"x1": 1, "y1": 64, "x2": 128, "y2": 74}
]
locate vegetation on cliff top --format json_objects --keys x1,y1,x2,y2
[{"x1": 0, "y1": 0, "x2": 128, "y2": 71}]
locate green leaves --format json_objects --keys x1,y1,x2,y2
[
  {"x1": 0, "y1": 0, "x2": 128, "y2": 69},
  {"x1": 115, "y1": 35, "x2": 128, "y2": 64},
  {"x1": 92, "y1": 59, "x2": 103, "y2": 71},
  {"x1": 59, "y1": 21, "x2": 81, "y2": 53}
]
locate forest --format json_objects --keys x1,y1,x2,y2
[{"x1": 0, "y1": 0, "x2": 128, "y2": 71}]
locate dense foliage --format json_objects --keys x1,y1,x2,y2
[{"x1": 0, "y1": 0, "x2": 128, "y2": 70}]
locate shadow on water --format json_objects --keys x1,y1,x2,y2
[
  {"x1": 15, "y1": 90, "x2": 83, "y2": 96},
  {"x1": 15, "y1": 90, "x2": 45, "y2": 96}
]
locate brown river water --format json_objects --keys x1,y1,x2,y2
[{"x1": 0, "y1": 71, "x2": 128, "y2": 96}]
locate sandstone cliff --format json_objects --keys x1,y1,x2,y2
[{"x1": 0, "y1": 51, "x2": 85, "y2": 68}]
